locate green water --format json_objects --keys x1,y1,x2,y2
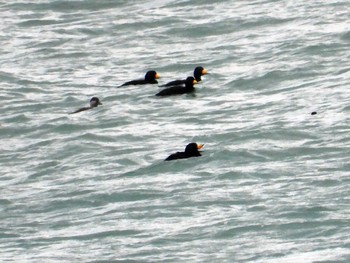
[{"x1": 1, "y1": 0, "x2": 350, "y2": 262}]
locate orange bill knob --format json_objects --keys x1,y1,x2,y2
[{"x1": 197, "y1": 144, "x2": 204, "y2": 149}]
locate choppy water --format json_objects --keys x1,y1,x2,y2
[{"x1": 1, "y1": 0, "x2": 350, "y2": 262}]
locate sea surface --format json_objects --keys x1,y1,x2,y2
[{"x1": 1, "y1": 0, "x2": 350, "y2": 262}]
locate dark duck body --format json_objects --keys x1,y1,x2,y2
[
  {"x1": 156, "y1": 77, "x2": 197, "y2": 96},
  {"x1": 70, "y1": 97, "x2": 102, "y2": 114},
  {"x1": 165, "y1": 143, "x2": 204, "y2": 161},
  {"x1": 160, "y1": 66, "x2": 207, "y2": 87},
  {"x1": 119, "y1": 70, "x2": 159, "y2": 87}
]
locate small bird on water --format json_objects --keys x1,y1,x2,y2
[
  {"x1": 70, "y1": 97, "x2": 102, "y2": 114},
  {"x1": 118, "y1": 70, "x2": 160, "y2": 87},
  {"x1": 165, "y1": 143, "x2": 204, "y2": 161}
]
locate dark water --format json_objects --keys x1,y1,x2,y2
[{"x1": 1, "y1": 0, "x2": 350, "y2": 262}]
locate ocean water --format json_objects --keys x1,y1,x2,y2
[{"x1": 1, "y1": 0, "x2": 350, "y2": 262}]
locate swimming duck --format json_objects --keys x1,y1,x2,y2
[
  {"x1": 165, "y1": 143, "x2": 204, "y2": 161},
  {"x1": 119, "y1": 70, "x2": 160, "y2": 87},
  {"x1": 70, "y1": 97, "x2": 102, "y2": 114},
  {"x1": 159, "y1": 66, "x2": 207, "y2": 87}
]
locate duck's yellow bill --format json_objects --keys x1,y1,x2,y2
[{"x1": 197, "y1": 144, "x2": 204, "y2": 149}]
